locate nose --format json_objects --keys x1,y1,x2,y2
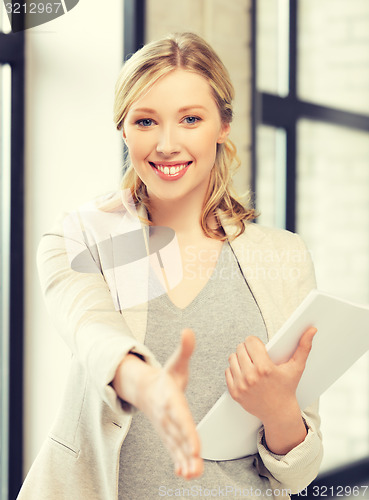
[{"x1": 156, "y1": 125, "x2": 180, "y2": 156}]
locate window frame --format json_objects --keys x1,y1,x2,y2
[
  {"x1": 0, "y1": 26, "x2": 25, "y2": 500},
  {"x1": 121, "y1": 0, "x2": 145, "y2": 168},
  {"x1": 251, "y1": 0, "x2": 369, "y2": 233},
  {"x1": 123, "y1": 0, "x2": 146, "y2": 59}
]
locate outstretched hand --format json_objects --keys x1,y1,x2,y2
[{"x1": 135, "y1": 328, "x2": 203, "y2": 479}]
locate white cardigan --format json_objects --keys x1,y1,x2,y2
[{"x1": 17, "y1": 193, "x2": 323, "y2": 500}]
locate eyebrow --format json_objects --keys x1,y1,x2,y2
[
  {"x1": 178, "y1": 106, "x2": 207, "y2": 113},
  {"x1": 130, "y1": 107, "x2": 157, "y2": 114},
  {"x1": 130, "y1": 105, "x2": 207, "y2": 114}
]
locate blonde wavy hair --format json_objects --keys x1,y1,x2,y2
[{"x1": 113, "y1": 32, "x2": 256, "y2": 240}]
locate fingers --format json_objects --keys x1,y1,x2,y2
[
  {"x1": 290, "y1": 327, "x2": 317, "y2": 368},
  {"x1": 154, "y1": 362, "x2": 202, "y2": 479},
  {"x1": 225, "y1": 366, "x2": 235, "y2": 392},
  {"x1": 243, "y1": 336, "x2": 272, "y2": 370},
  {"x1": 150, "y1": 381, "x2": 202, "y2": 479},
  {"x1": 176, "y1": 456, "x2": 204, "y2": 479},
  {"x1": 165, "y1": 328, "x2": 195, "y2": 372},
  {"x1": 159, "y1": 418, "x2": 188, "y2": 474},
  {"x1": 166, "y1": 403, "x2": 202, "y2": 479},
  {"x1": 157, "y1": 414, "x2": 193, "y2": 478},
  {"x1": 165, "y1": 329, "x2": 196, "y2": 389},
  {"x1": 228, "y1": 336, "x2": 272, "y2": 375},
  {"x1": 160, "y1": 328, "x2": 201, "y2": 479},
  {"x1": 180, "y1": 328, "x2": 196, "y2": 359},
  {"x1": 226, "y1": 336, "x2": 273, "y2": 404}
]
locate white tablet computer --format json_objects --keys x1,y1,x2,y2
[{"x1": 197, "y1": 289, "x2": 369, "y2": 460}]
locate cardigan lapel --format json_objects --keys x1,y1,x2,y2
[
  {"x1": 110, "y1": 202, "x2": 150, "y2": 344},
  {"x1": 221, "y1": 217, "x2": 285, "y2": 340},
  {"x1": 110, "y1": 198, "x2": 182, "y2": 344}
]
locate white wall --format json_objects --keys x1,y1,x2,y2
[{"x1": 24, "y1": 1, "x2": 124, "y2": 476}]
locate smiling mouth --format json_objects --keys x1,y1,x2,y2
[{"x1": 149, "y1": 161, "x2": 192, "y2": 175}]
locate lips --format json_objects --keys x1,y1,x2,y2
[{"x1": 149, "y1": 161, "x2": 192, "y2": 181}]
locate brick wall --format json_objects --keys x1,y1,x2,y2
[
  {"x1": 299, "y1": 0, "x2": 369, "y2": 114},
  {"x1": 298, "y1": 0, "x2": 369, "y2": 473},
  {"x1": 297, "y1": 119, "x2": 369, "y2": 471}
]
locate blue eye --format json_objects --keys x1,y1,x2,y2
[
  {"x1": 184, "y1": 116, "x2": 200, "y2": 125},
  {"x1": 136, "y1": 118, "x2": 154, "y2": 127}
]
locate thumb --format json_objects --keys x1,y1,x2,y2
[
  {"x1": 289, "y1": 326, "x2": 317, "y2": 369},
  {"x1": 165, "y1": 328, "x2": 196, "y2": 388}
]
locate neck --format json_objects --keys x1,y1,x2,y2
[{"x1": 149, "y1": 194, "x2": 205, "y2": 238}]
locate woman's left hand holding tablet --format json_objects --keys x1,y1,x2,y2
[
  {"x1": 113, "y1": 328, "x2": 203, "y2": 480},
  {"x1": 225, "y1": 327, "x2": 317, "y2": 455}
]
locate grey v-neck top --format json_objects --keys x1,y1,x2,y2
[{"x1": 119, "y1": 241, "x2": 269, "y2": 499}]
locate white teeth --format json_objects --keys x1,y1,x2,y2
[{"x1": 154, "y1": 163, "x2": 189, "y2": 175}]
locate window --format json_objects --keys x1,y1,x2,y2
[
  {"x1": 0, "y1": 8, "x2": 25, "y2": 499},
  {"x1": 252, "y1": 0, "x2": 369, "y2": 492}
]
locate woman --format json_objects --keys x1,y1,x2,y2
[{"x1": 18, "y1": 33, "x2": 322, "y2": 500}]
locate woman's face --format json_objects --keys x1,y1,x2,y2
[{"x1": 123, "y1": 68, "x2": 230, "y2": 207}]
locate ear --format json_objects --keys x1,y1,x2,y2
[
  {"x1": 217, "y1": 123, "x2": 231, "y2": 144},
  {"x1": 122, "y1": 129, "x2": 128, "y2": 146}
]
